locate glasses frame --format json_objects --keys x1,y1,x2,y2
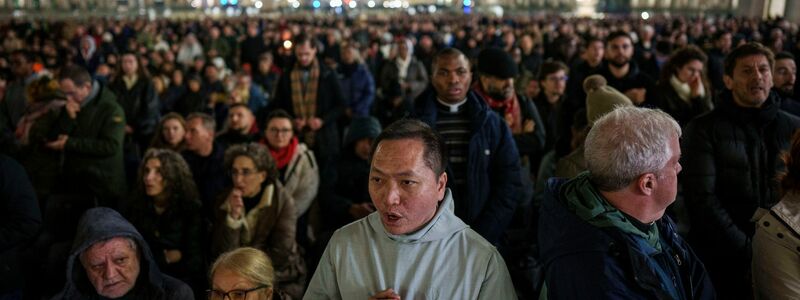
[{"x1": 207, "y1": 285, "x2": 269, "y2": 300}]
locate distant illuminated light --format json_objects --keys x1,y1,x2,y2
[
  {"x1": 255, "y1": 0, "x2": 263, "y2": 8},
  {"x1": 313, "y1": 0, "x2": 320, "y2": 7},
  {"x1": 349, "y1": 1, "x2": 356, "y2": 8},
  {"x1": 283, "y1": 40, "x2": 293, "y2": 49},
  {"x1": 641, "y1": 12, "x2": 650, "y2": 20},
  {"x1": 368, "y1": 0, "x2": 375, "y2": 7}
]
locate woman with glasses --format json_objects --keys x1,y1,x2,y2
[
  {"x1": 124, "y1": 148, "x2": 203, "y2": 292},
  {"x1": 260, "y1": 109, "x2": 320, "y2": 220},
  {"x1": 650, "y1": 45, "x2": 713, "y2": 127},
  {"x1": 208, "y1": 247, "x2": 289, "y2": 300},
  {"x1": 212, "y1": 143, "x2": 306, "y2": 299}
]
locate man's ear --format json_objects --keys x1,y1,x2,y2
[
  {"x1": 437, "y1": 172, "x2": 447, "y2": 199},
  {"x1": 637, "y1": 173, "x2": 656, "y2": 196},
  {"x1": 723, "y1": 74, "x2": 734, "y2": 90}
]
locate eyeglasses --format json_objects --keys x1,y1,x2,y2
[
  {"x1": 230, "y1": 168, "x2": 257, "y2": 178},
  {"x1": 268, "y1": 128, "x2": 292, "y2": 135},
  {"x1": 207, "y1": 285, "x2": 268, "y2": 300}
]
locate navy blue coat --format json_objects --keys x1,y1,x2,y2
[
  {"x1": 539, "y1": 178, "x2": 716, "y2": 300},
  {"x1": 413, "y1": 89, "x2": 522, "y2": 244}
]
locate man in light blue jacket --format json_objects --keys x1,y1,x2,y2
[{"x1": 304, "y1": 119, "x2": 516, "y2": 300}]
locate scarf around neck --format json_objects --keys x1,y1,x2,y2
[
  {"x1": 473, "y1": 82, "x2": 522, "y2": 133},
  {"x1": 269, "y1": 136, "x2": 299, "y2": 170},
  {"x1": 290, "y1": 59, "x2": 320, "y2": 146},
  {"x1": 669, "y1": 74, "x2": 705, "y2": 103}
]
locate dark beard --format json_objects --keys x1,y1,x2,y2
[
  {"x1": 609, "y1": 58, "x2": 630, "y2": 68},
  {"x1": 777, "y1": 86, "x2": 795, "y2": 98}
]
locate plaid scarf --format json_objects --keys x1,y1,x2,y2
[{"x1": 290, "y1": 59, "x2": 320, "y2": 146}]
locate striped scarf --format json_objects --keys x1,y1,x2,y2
[{"x1": 290, "y1": 59, "x2": 319, "y2": 146}]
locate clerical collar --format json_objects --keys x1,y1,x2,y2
[{"x1": 436, "y1": 97, "x2": 468, "y2": 113}]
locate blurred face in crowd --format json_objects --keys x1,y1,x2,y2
[
  {"x1": 354, "y1": 138, "x2": 372, "y2": 161},
  {"x1": 479, "y1": 74, "x2": 515, "y2": 100},
  {"x1": 773, "y1": 58, "x2": 796, "y2": 95},
  {"x1": 584, "y1": 40, "x2": 605, "y2": 67},
  {"x1": 9, "y1": 53, "x2": 30, "y2": 78},
  {"x1": 716, "y1": 33, "x2": 733, "y2": 53},
  {"x1": 258, "y1": 56, "x2": 273, "y2": 73},
  {"x1": 161, "y1": 118, "x2": 185, "y2": 147},
  {"x1": 341, "y1": 46, "x2": 356, "y2": 65},
  {"x1": 676, "y1": 59, "x2": 704, "y2": 84},
  {"x1": 205, "y1": 66, "x2": 219, "y2": 82},
  {"x1": 184, "y1": 117, "x2": 213, "y2": 153},
  {"x1": 724, "y1": 54, "x2": 773, "y2": 108},
  {"x1": 369, "y1": 138, "x2": 446, "y2": 235},
  {"x1": 172, "y1": 70, "x2": 184, "y2": 86},
  {"x1": 606, "y1": 36, "x2": 633, "y2": 68},
  {"x1": 143, "y1": 158, "x2": 165, "y2": 197},
  {"x1": 231, "y1": 156, "x2": 267, "y2": 198},
  {"x1": 188, "y1": 79, "x2": 201, "y2": 92},
  {"x1": 80, "y1": 237, "x2": 140, "y2": 299},
  {"x1": 541, "y1": 69, "x2": 568, "y2": 99},
  {"x1": 397, "y1": 41, "x2": 410, "y2": 60},
  {"x1": 210, "y1": 268, "x2": 273, "y2": 300},
  {"x1": 60, "y1": 78, "x2": 92, "y2": 104},
  {"x1": 229, "y1": 106, "x2": 254, "y2": 134},
  {"x1": 265, "y1": 117, "x2": 294, "y2": 149},
  {"x1": 432, "y1": 53, "x2": 471, "y2": 104},
  {"x1": 294, "y1": 41, "x2": 317, "y2": 67},
  {"x1": 519, "y1": 35, "x2": 534, "y2": 53}
]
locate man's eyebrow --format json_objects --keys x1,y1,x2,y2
[{"x1": 370, "y1": 166, "x2": 417, "y2": 177}]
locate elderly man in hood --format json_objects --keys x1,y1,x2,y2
[{"x1": 54, "y1": 207, "x2": 193, "y2": 299}]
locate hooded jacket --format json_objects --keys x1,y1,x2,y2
[
  {"x1": 304, "y1": 189, "x2": 516, "y2": 299},
  {"x1": 55, "y1": 207, "x2": 193, "y2": 300},
  {"x1": 539, "y1": 174, "x2": 715, "y2": 300},
  {"x1": 413, "y1": 89, "x2": 522, "y2": 245}
]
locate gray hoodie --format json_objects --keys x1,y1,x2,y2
[{"x1": 304, "y1": 189, "x2": 516, "y2": 299}]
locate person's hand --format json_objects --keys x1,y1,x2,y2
[
  {"x1": 349, "y1": 202, "x2": 376, "y2": 219},
  {"x1": 624, "y1": 88, "x2": 647, "y2": 105},
  {"x1": 294, "y1": 118, "x2": 307, "y2": 130},
  {"x1": 309, "y1": 117, "x2": 323, "y2": 131},
  {"x1": 523, "y1": 119, "x2": 535, "y2": 133},
  {"x1": 689, "y1": 76, "x2": 702, "y2": 98},
  {"x1": 228, "y1": 189, "x2": 244, "y2": 220},
  {"x1": 65, "y1": 100, "x2": 81, "y2": 119},
  {"x1": 164, "y1": 249, "x2": 182, "y2": 264},
  {"x1": 45, "y1": 135, "x2": 69, "y2": 151},
  {"x1": 369, "y1": 288, "x2": 401, "y2": 300}
]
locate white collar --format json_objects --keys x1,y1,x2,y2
[{"x1": 436, "y1": 97, "x2": 468, "y2": 113}]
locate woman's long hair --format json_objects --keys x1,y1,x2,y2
[
  {"x1": 135, "y1": 148, "x2": 200, "y2": 210},
  {"x1": 150, "y1": 113, "x2": 187, "y2": 151},
  {"x1": 657, "y1": 45, "x2": 711, "y2": 93}
]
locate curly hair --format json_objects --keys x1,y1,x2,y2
[
  {"x1": 136, "y1": 148, "x2": 200, "y2": 209},
  {"x1": 658, "y1": 45, "x2": 709, "y2": 88},
  {"x1": 224, "y1": 143, "x2": 279, "y2": 184}
]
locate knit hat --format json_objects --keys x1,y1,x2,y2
[
  {"x1": 477, "y1": 47, "x2": 518, "y2": 78},
  {"x1": 584, "y1": 75, "x2": 633, "y2": 125},
  {"x1": 344, "y1": 116, "x2": 383, "y2": 147}
]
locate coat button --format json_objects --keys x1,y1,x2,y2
[
  {"x1": 764, "y1": 221, "x2": 770, "y2": 227},
  {"x1": 778, "y1": 233, "x2": 785, "y2": 239}
]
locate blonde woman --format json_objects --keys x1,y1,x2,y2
[{"x1": 208, "y1": 247, "x2": 289, "y2": 300}]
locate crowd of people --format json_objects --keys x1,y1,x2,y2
[{"x1": 1, "y1": 12, "x2": 800, "y2": 299}]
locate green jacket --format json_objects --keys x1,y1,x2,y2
[{"x1": 52, "y1": 84, "x2": 126, "y2": 201}]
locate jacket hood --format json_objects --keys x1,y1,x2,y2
[
  {"x1": 367, "y1": 188, "x2": 468, "y2": 244},
  {"x1": 60, "y1": 207, "x2": 165, "y2": 299}
]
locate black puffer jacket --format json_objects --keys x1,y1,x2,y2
[
  {"x1": 109, "y1": 77, "x2": 160, "y2": 147},
  {"x1": 682, "y1": 90, "x2": 800, "y2": 258}
]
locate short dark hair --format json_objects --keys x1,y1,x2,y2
[
  {"x1": 10, "y1": 49, "x2": 34, "y2": 64},
  {"x1": 723, "y1": 43, "x2": 775, "y2": 77},
  {"x1": 293, "y1": 32, "x2": 317, "y2": 49},
  {"x1": 713, "y1": 30, "x2": 732, "y2": 42},
  {"x1": 58, "y1": 65, "x2": 93, "y2": 87},
  {"x1": 776, "y1": 51, "x2": 795, "y2": 61},
  {"x1": 605, "y1": 31, "x2": 632, "y2": 45},
  {"x1": 369, "y1": 119, "x2": 447, "y2": 175},
  {"x1": 537, "y1": 61, "x2": 569, "y2": 81},
  {"x1": 264, "y1": 109, "x2": 294, "y2": 132},
  {"x1": 431, "y1": 48, "x2": 467, "y2": 73}
]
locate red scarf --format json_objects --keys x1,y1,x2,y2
[
  {"x1": 268, "y1": 136, "x2": 299, "y2": 170},
  {"x1": 473, "y1": 82, "x2": 522, "y2": 133}
]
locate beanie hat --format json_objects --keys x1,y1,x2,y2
[
  {"x1": 477, "y1": 47, "x2": 518, "y2": 78},
  {"x1": 344, "y1": 116, "x2": 383, "y2": 147},
  {"x1": 584, "y1": 75, "x2": 633, "y2": 125}
]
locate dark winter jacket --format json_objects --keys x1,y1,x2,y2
[
  {"x1": 54, "y1": 207, "x2": 194, "y2": 299},
  {"x1": 682, "y1": 90, "x2": 800, "y2": 288},
  {"x1": 413, "y1": 89, "x2": 522, "y2": 244},
  {"x1": 109, "y1": 76, "x2": 160, "y2": 147},
  {"x1": 337, "y1": 63, "x2": 375, "y2": 118},
  {"x1": 51, "y1": 82, "x2": 126, "y2": 201},
  {"x1": 650, "y1": 82, "x2": 713, "y2": 128},
  {"x1": 0, "y1": 155, "x2": 41, "y2": 293},
  {"x1": 182, "y1": 142, "x2": 227, "y2": 217},
  {"x1": 539, "y1": 174, "x2": 715, "y2": 300}
]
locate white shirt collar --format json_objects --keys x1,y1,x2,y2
[{"x1": 436, "y1": 97, "x2": 468, "y2": 113}]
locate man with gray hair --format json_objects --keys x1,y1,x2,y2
[{"x1": 538, "y1": 106, "x2": 715, "y2": 299}]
